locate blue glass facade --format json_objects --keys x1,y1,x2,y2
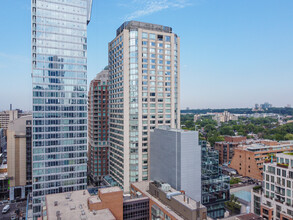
[
  {"x1": 201, "y1": 140, "x2": 230, "y2": 219},
  {"x1": 31, "y1": 0, "x2": 92, "y2": 217}
]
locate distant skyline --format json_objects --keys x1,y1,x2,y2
[{"x1": 0, "y1": 0, "x2": 293, "y2": 111}]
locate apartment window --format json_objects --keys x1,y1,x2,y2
[
  {"x1": 289, "y1": 171, "x2": 293, "y2": 179},
  {"x1": 142, "y1": 32, "x2": 148, "y2": 39},
  {"x1": 149, "y1": 34, "x2": 156, "y2": 40},
  {"x1": 287, "y1": 180, "x2": 291, "y2": 188},
  {"x1": 283, "y1": 170, "x2": 287, "y2": 177},
  {"x1": 262, "y1": 208, "x2": 268, "y2": 215},
  {"x1": 165, "y1": 36, "x2": 171, "y2": 42}
]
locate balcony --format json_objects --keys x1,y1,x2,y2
[
  {"x1": 277, "y1": 163, "x2": 289, "y2": 169},
  {"x1": 275, "y1": 199, "x2": 284, "y2": 204}
]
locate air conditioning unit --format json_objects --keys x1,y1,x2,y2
[{"x1": 161, "y1": 183, "x2": 171, "y2": 192}]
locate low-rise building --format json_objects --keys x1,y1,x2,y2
[
  {"x1": 230, "y1": 142, "x2": 293, "y2": 180},
  {"x1": 45, "y1": 188, "x2": 120, "y2": 220},
  {"x1": 131, "y1": 181, "x2": 208, "y2": 220},
  {"x1": 42, "y1": 182, "x2": 206, "y2": 220},
  {"x1": 0, "y1": 164, "x2": 9, "y2": 199},
  {"x1": 223, "y1": 212, "x2": 263, "y2": 220},
  {"x1": 212, "y1": 111, "x2": 238, "y2": 123},
  {"x1": 215, "y1": 136, "x2": 247, "y2": 165},
  {"x1": 251, "y1": 153, "x2": 293, "y2": 220},
  {"x1": 0, "y1": 128, "x2": 6, "y2": 153}
]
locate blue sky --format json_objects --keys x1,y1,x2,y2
[{"x1": 0, "y1": 0, "x2": 292, "y2": 111}]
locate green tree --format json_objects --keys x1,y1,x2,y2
[{"x1": 285, "y1": 134, "x2": 293, "y2": 140}]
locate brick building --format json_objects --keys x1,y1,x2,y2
[
  {"x1": 215, "y1": 136, "x2": 247, "y2": 165},
  {"x1": 131, "y1": 181, "x2": 208, "y2": 220},
  {"x1": 230, "y1": 142, "x2": 293, "y2": 180},
  {"x1": 88, "y1": 68, "x2": 109, "y2": 185},
  {"x1": 42, "y1": 182, "x2": 206, "y2": 220}
]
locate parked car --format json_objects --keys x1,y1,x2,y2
[{"x1": 2, "y1": 204, "x2": 10, "y2": 214}]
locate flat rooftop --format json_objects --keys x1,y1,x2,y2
[
  {"x1": 239, "y1": 143, "x2": 293, "y2": 152},
  {"x1": 172, "y1": 194, "x2": 203, "y2": 210},
  {"x1": 116, "y1": 21, "x2": 172, "y2": 36},
  {"x1": 99, "y1": 186, "x2": 121, "y2": 194},
  {"x1": 132, "y1": 181, "x2": 184, "y2": 220},
  {"x1": 46, "y1": 190, "x2": 116, "y2": 220},
  {"x1": 132, "y1": 181, "x2": 204, "y2": 220}
]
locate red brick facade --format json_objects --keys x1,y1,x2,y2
[{"x1": 88, "y1": 70, "x2": 109, "y2": 184}]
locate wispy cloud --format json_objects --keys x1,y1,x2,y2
[
  {"x1": 0, "y1": 52, "x2": 30, "y2": 63},
  {"x1": 124, "y1": 0, "x2": 192, "y2": 20}
]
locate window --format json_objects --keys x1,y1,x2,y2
[
  {"x1": 266, "y1": 182, "x2": 269, "y2": 189},
  {"x1": 165, "y1": 36, "x2": 171, "y2": 42},
  {"x1": 287, "y1": 189, "x2": 291, "y2": 197},
  {"x1": 149, "y1": 33, "x2": 156, "y2": 39},
  {"x1": 282, "y1": 170, "x2": 287, "y2": 177},
  {"x1": 142, "y1": 32, "x2": 148, "y2": 38}
]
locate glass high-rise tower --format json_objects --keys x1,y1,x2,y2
[
  {"x1": 108, "y1": 21, "x2": 180, "y2": 191},
  {"x1": 31, "y1": 0, "x2": 92, "y2": 217}
]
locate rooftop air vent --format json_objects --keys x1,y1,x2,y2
[
  {"x1": 161, "y1": 183, "x2": 171, "y2": 192},
  {"x1": 70, "y1": 204, "x2": 76, "y2": 210},
  {"x1": 54, "y1": 201, "x2": 58, "y2": 206},
  {"x1": 66, "y1": 193, "x2": 71, "y2": 199}
]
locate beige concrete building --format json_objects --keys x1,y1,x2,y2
[
  {"x1": 212, "y1": 111, "x2": 238, "y2": 123},
  {"x1": 108, "y1": 21, "x2": 180, "y2": 191},
  {"x1": 44, "y1": 188, "x2": 120, "y2": 220},
  {"x1": 7, "y1": 115, "x2": 32, "y2": 199},
  {"x1": 0, "y1": 109, "x2": 30, "y2": 131}
]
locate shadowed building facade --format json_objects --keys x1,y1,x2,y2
[{"x1": 88, "y1": 69, "x2": 109, "y2": 185}]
